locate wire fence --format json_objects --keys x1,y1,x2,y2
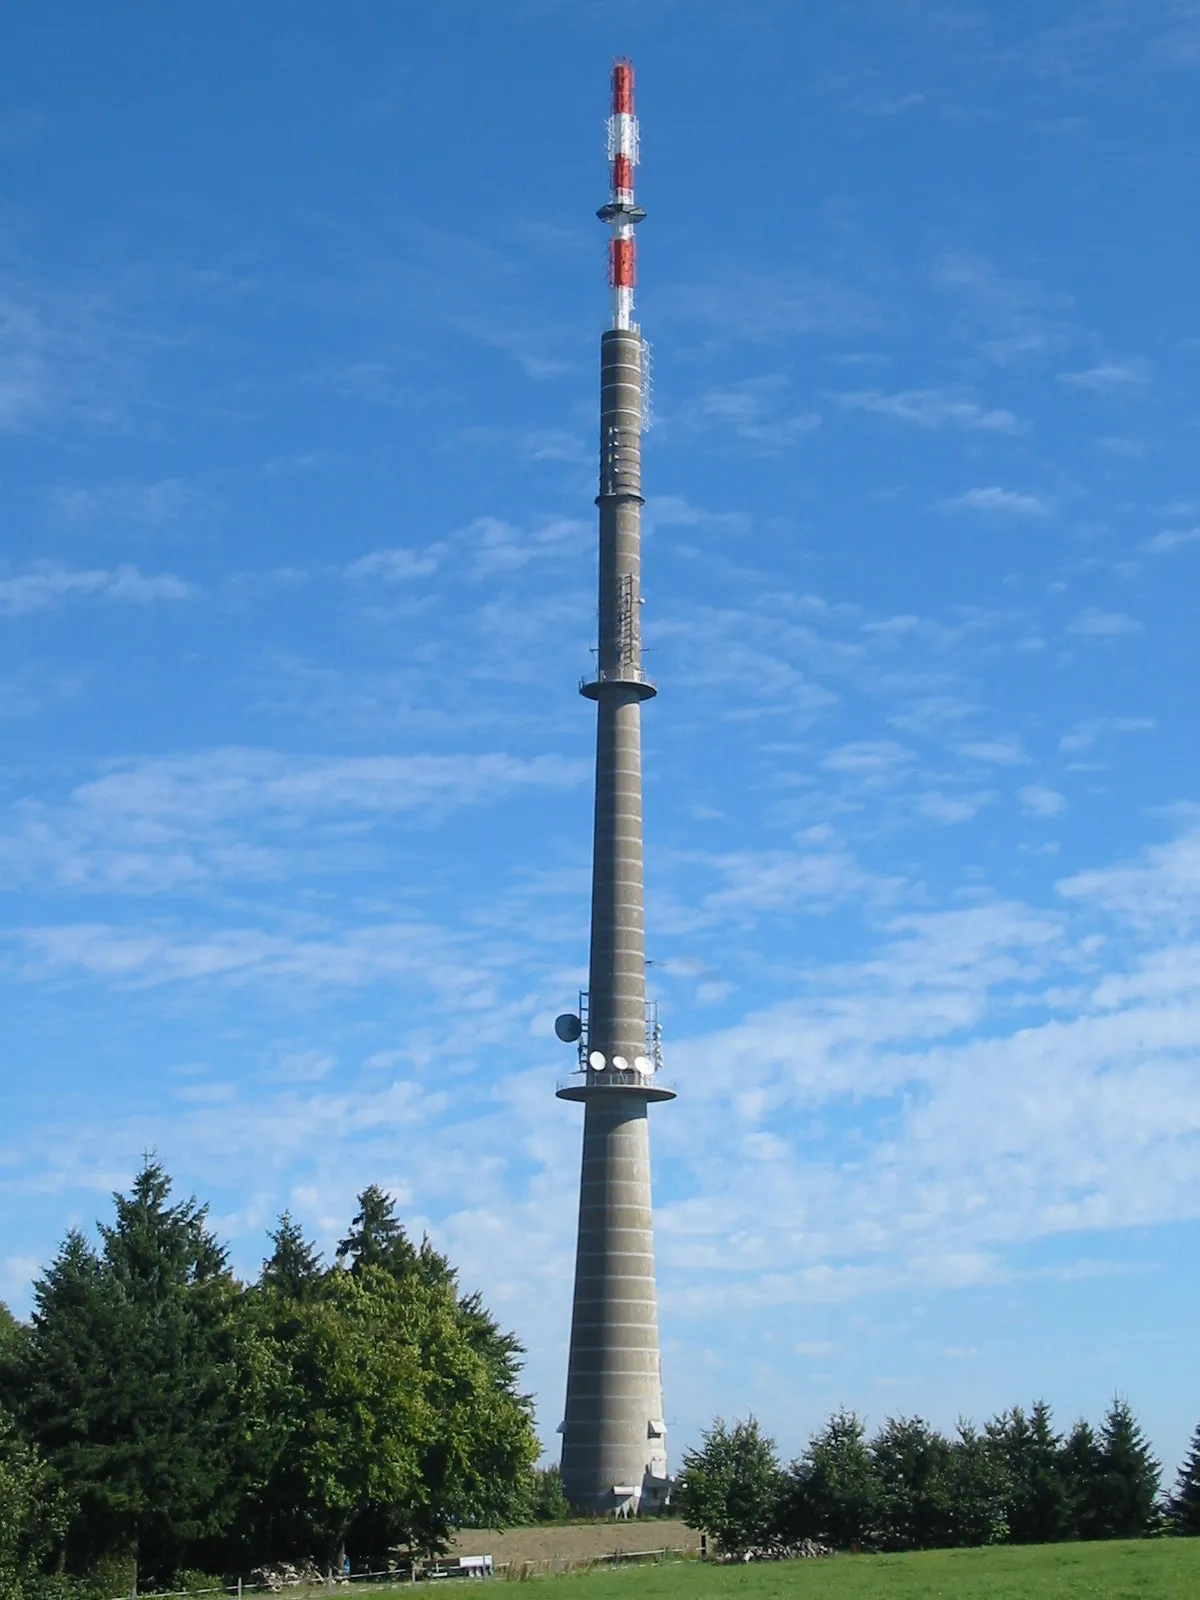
[{"x1": 108, "y1": 1547, "x2": 695, "y2": 1600}]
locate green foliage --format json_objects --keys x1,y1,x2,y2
[
  {"x1": 261, "y1": 1212, "x2": 323, "y2": 1298},
  {"x1": 942, "y1": 1423, "x2": 1009, "y2": 1549},
  {"x1": 527, "y1": 1464, "x2": 571, "y2": 1523},
  {"x1": 868, "y1": 1416, "x2": 957, "y2": 1552},
  {"x1": 8, "y1": 1166, "x2": 536, "y2": 1587},
  {"x1": 1090, "y1": 1396, "x2": 1161, "y2": 1539},
  {"x1": 780, "y1": 1410, "x2": 880, "y2": 1549},
  {"x1": 1169, "y1": 1420, "x2": 1200, "y2": 1534},
  {"x1": 1060, "y1": 1418, "x2": 1103, "y2": 1540},
  {"x1": 676, "y1": 1417, "x2": 784, "y2": 1554},
  {"x1": 0, "y1": 1405, "x2": 68, "y2": 1597},
  {"x1": 18, "y1": 1161, "x2": 241, "y2": 1581},
  {"x1": 242, "y1": 1186, "x2": 537, "y2": 1567},
  {"x1": 987, "y1": 1401, "x2": 1071, "y2": 1544}
]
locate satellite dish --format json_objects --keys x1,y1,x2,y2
[
  {"x1": 612, "y1": 1055, "x2": 629, "y2": 1071},
  {"x1": 588, "y1": 1051, "x2": 606, "y2": 1071},
  {"x1": 555, "y1": 1013, "x2": 583, "y2": 1044},
  {"x1": 633, "y1": 1055, "x2": 652, "y2": 1074}
]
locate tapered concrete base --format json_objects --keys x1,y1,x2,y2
[{"x1": 559, "y1": 1090, "x2": 669, "y2": 1514}]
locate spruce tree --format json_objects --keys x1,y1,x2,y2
[
  {"x1": 336, "y1": 1185, "x2": 417, "y2": 1277},
  {"x1": 988, "y1": 1401, "x2": 1072, "y2": 1543},
  {"x1": 1169, "y1": 1421, "x2": 1200, "y2": 1534},
  {"x1": 21, "y1": 1159, "x2": 240, "y2": 1580},
  {"x1": 262, "y1": 1212, "x2": 322, "y2": 1298},
  {"x1": 780, "y1": 1410, "x2": 880, "y2": 1549},
  {"x1": 1062, "y1": 1418, "x2": 1104, "y2": 1540},
  {"x1": 1092, "y1": 1396, "x2": 1160, "y2": 1539},
  {"x1": 945, "y1": 1423, "x2": 1009, "y2": 1548},
  {"x1": 869, "y1": 1416, "x2": 955, "y2": 1551}
]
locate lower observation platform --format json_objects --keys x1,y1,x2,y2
[
  {"x1": 579, "y1": 668, "x2": 657, "y2": 701},
  {"x1": 557, "y1": 1071, "x2": 676, "y2": 1103}
]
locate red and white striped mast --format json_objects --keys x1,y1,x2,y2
[{"x1": 599, "y1": 59, "x2": 644, "y2": 331}]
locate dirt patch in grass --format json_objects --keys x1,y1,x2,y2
[{"x1": 447, "y1": 1520, "x2": 700, "y2": 1569}]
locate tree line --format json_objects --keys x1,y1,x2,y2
[
  {"x1": 677, "y1": 1404, "x2": 1200, "y2": 1556},
  {"x1": 0, "y1": 1161, "x2": 540, "y2": 1597}
]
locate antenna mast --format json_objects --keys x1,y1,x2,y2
[{"x1": 599, "y1": 60, "x2": 645, "y2": 332}]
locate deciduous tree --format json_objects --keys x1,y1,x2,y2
[{"x1": 677, "y1": 1417, "x2": 784, "y2": 1554}]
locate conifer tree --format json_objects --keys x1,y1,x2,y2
[
  {"x1": 1091, "y1": 1396, "x2": 1160, "y2": 1539},
  {"x1": 988, "y1": 1401, "x2": 1072, "y2": 1544},
  {"x1": 336, "y1": 1185, "x2": 417, "y2": 1277},
  {"x1": 944, "y1": 1423, "x2": 1009, "y2": 1548},
  {"x1": 869, "y1": 1416, "x2": 955, "y2": 1551},
  {"x1": 780, "y1": 1410, "x2": 880, "y2": 1549},
  {"x1": 1169, "y1": 1420, "x2": 1200, "y2": 1534},
  {"x1": 20, "y1": 1159, "x2": 240, "y2": 1580},
  {"x1": 1062, "y1": 1417, "x2": 1104, "y2": 1540},
  {"x1": 262, "y1": 1212, "x2": 322, "y2": 1298}
]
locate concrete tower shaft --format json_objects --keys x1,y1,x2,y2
[
  {"x1": 585, "y1": 329, "x2": 653, "y2": 1065},
  {"x1": 557, "y1": 62, "x2": 673, "y2": 1519}
]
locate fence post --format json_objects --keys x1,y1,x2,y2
[{"x1": 238, "y1": 1581, "x2": 243, "y2": 1599}]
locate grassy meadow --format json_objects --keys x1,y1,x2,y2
[
  {"x1": 472, "y1": 1539, "x2": 1200, "y2": 1600},
  {"x1": 387, "y1": 1542, "x2": 1200, "y2": 1600}
]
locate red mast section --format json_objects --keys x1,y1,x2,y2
[{"x1": 600, "y1": 59, "x2": 644, "y2": 331}]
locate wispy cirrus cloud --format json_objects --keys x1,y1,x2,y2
[
  {"x1": 837, "y1": 387, "x2": 1023, "y2": 433},
  {"x1": 1066, "y1": 608, "x2": 1142, "y2": 637},
  {"x1": 1058, "y1": 360, "x2": 1150, "y2": 392},
  {"x1": 0, "y1": 561, "x2": 195, "y2": 616},
  {"x1": 1142, "y1": 526, "x2": 1200, "y2": 554},
  {"x1": 47, "y1": 479, "x2": 213, "y2": 537},
  {"x1": 671, "y1": 377, "x2": 821, "y2": 452},
  {"x1": 943, "y1": 486, "x2": 1055, "y2": 516},
  {"x1": 1019, "y1": 783, "x2": 1068, "y2": 818},
  {"x1": 0, "y1": 748, "x2": 589, "y2": 893}
]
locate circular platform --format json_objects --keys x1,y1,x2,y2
[{"x1": 556, "y1": 1072, "x2": 676, "y2": 1103}]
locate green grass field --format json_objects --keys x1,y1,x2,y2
[{"x1": 478, "y1": 1540, "x2": 1200, "y2": 1600}]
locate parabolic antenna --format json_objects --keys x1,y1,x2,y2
[
  {"x1": 588, "y1": 1051, "x2": 606, "y2": 1071},
  {"x1": 612, "y1": 1055, "x2": 629, "y2": 1071},
  {"x1": 555, "y1": 1012, "x2": 583, "y2": 1044},
  {"x1": 633, "y1": 1055, "x2": 652, "y2": 1074}
]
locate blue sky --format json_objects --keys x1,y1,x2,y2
[{"x1": 3, "y1": 0, "x2": 1200, "y2": 1478}]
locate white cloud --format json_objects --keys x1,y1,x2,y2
[
  {"x1": 916, "y1": 790, "x2": 994, "y2": 824},
  {"x1": 1019, "y1": 784, "x2": 1068, "y2": 817},
  {"x1": 1059, "y1": 717, "x2": 1154, "y2": 754},
  {"x1": 1142, "y1": 527, "x2": 1200, "y2": 554},
  {"x1": 347, "y1": 546, "x2": 442, "y2": 581},
  {"x1": 0, "y1": 749, "x2": 588, "y2": 892},
  {"x1": 956, "y1": 739, "x2": 1028, "y2": 766},
  {"x1": 1058, "y1": 362, "x2": 1150, "y2": 392},
  {"x1": 1058, "y1": 827, "x2": 1200, "y2": 928},
  {"x1": 0, "y1": 561, "x2": 194, "y2": 615},
  {"x1": 461, "y1": 515, "x2": 587, "y2": 578},
  {"x1": 673, "y1": 377, "x2": 821, "y2": 452},
  {"x1": 822, "y1": 740, "x2": 912, "y2": 776},
  {"x1": 837, "y1": 388, "x2": 1022, "y2": 433},
  {"x1": 47, "y1": 479, "x2": 211, "y2": 535},
  {"x1": 1066, "y1": 608, "x2": 1141, "y2": 637},
  {"x1": 943, "y1": 487, "x2": 1055, "y2": 516}
]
